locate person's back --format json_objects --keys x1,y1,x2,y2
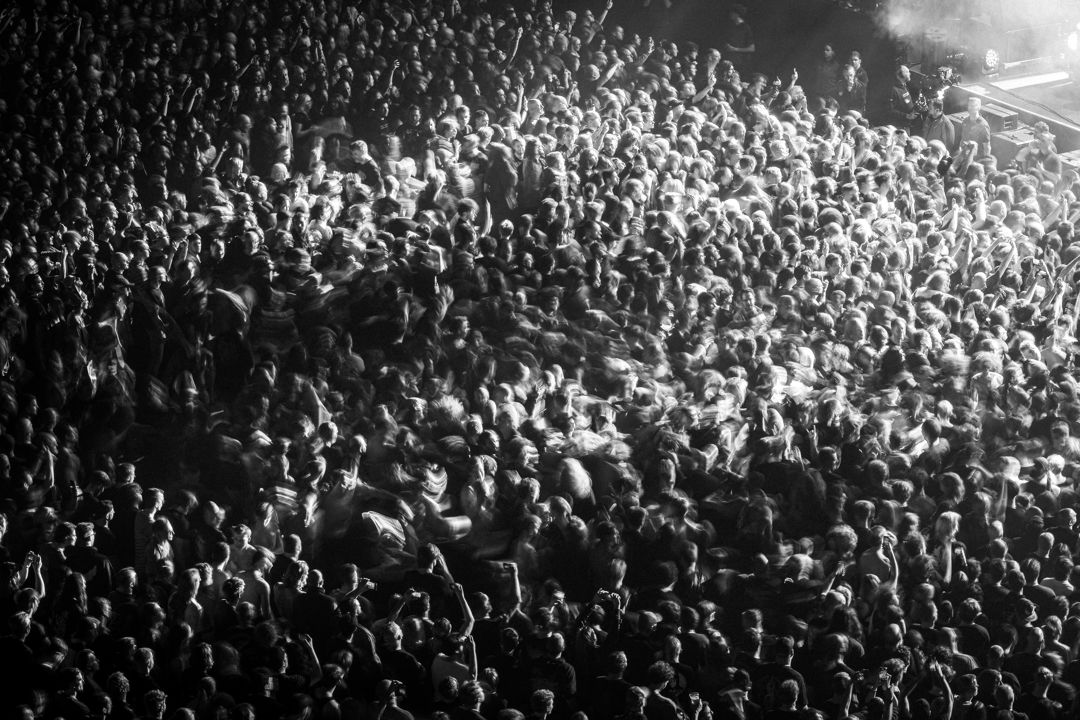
[
  {"x1": 292, "y1": 572, "x2": 337, "y2": 649},
  {"x1": 431, "y1": 635, "x2": 473, "y2": 692},
  {"x1": 992, "y1": 681, "x2": 1030, "y2": 720},
  {"x1": 403, "y1": 545, "x2": 453, "y2": 616},
  {"x1": 954, "y1": 698, "x2": 988, "y2": 720},
  {"x1": 0, "y1": 614, "x2": 34, "y2": 705},
  {"x1": 753, "y1": 638, "x2": 806, "y2": 711},
  {"x1": 383, "y1": 646, "x2": 427, "y2": 706},
  {"x1": 644, "y1": 688, "x2": 683, "y2": 720},
  {"x1": 761, "y1": 679, "x2": 801, "y2": 720},
  {"x1": 592, "y1": 672, "x2": 632, "y2": 719},
  {"x1": 762, "y1": 709, "x2": 800, "y2": 720}
]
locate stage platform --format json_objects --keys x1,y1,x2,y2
[{"x1": 946, "y1": 68, "x2": 1080, "y2": 154}]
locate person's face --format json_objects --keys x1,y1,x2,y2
[
  {"x1": 843, "y1": 68, "x2": 855, "y2": 85},
  {"x1": 1052, "y1": 426, "x2": 1070, "y2": 450},
  {"x1": 968, "y1": 98, "x2": 980, "y2": 116},
  {"x1": 140, "y1": 653, "x2": 154, "y2": 673}
]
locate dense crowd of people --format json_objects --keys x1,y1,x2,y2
[{"x1": 3, "y1": 1, "x2": 1080, "y2": 720}]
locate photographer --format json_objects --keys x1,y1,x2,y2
[{"x1": 887, "y1": 65, "x2": 918, "y2": 133}]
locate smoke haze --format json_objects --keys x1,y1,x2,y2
[{"x1": 871, "y1": 0, "x2": 1078, "y2": 68}]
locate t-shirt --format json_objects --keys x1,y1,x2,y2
[
  {"x1": 724, "y1": 22, "x2": 754, "y2": 54},
  {"x1": 430, "y1": 653, "x2": 472, "y2": 691},
  {"x1": 763, "y1": 710, "x2": 801, "y2": 720},
  {"x1": 752, "y1": 664, "x2": 807, "y2": 710},
  {"x1": 645, "y1": 691, "x2": 685, "y2": 720},
  {"x1": 961, "y1": 115, "x2": 992, "y2": 157},
  {"x1": 957, "y1": 623, "x2": 991, "y2": 665},
  {"x1": 402, "y1": 568, "x2": 453, "y2": 615}
]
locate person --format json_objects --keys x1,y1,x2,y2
[
  {"x1": 6, "y1": 3, "x2": 1080, "y2": 720},
  {"x1": 887, "y1": 65, "x2": 917, "y2": 132},
  {"x1": 921, "y1": 98, "x2": 956, "y2": 151},
  {"x1": 814, "y1": 45, "x2": 840, "y2": 101},
  {"x1": 960, "y1": 96, "x2": 993, "y2": 158},
  {"x1": 723, "y1": 6, "x2": 756, "y2": 76},
  {"x1": 1014, "y1": 130, "x2": 1062, "y2": 184},
  {"x1": 834, "y1": 64, "x2": 866, "y2": 116},
  {"x1": 849, "y1": 51, "x2": 869, "y2": 89},
  {"x1": 48, "y1": 668, "x2": 92, "y2": 720}
]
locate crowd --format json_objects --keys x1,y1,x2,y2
[{"x1": 2, "y1": 1, "x2": 1080, "y2": 720}]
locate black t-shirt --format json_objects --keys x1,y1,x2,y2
[
  {"x1": 1004, "y1": 651, "x2": 1055, "y2": 688},
  {"x1": 953, "y1": 700, "x2": 988, "y2": 720},
  {"x1": 1016, "y1": 693, "x2": 1059, "y2": 720},
  {"x1": 645, "y1": 691, "x2": 684, "y2": 720},
  {"x1": 591, "y1": 675, "x2": 633, "y2": 719},
  {"x1": 957, "y1": 623, "x2": 992, "y2": 666},
  {"x1": 382, "y1": 648, "x2": 428, "y2": 710},
  {"x1": 751, "y1": 664, "x2": 807, "y2": 710},
  {"x1": 354, "y1": 156, "x2": 384, "y2": 189},
  {"x1": 486, "y1": 651, "x2": 529, "y2": 709},
  {"x1": 401, "y1": 569, "x2": 453, "y2": 615},
  {"x1": 452, "y1": 708, "x2": 487, "y2": 720},
  {"x1": 724, "y1": 22, "x2": 754, "y2": 53},
  {"x1": 629, "y1": 587, "x2": 683, "y2": 613},
  {"x1": 472, "y1": 615, "x2": 506, "y2": 662}
]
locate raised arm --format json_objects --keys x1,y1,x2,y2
[
  {"x1": 386, "y1": 593, "x2": 410, "y2": 625},
  {"x1": 296, "y1": 633, "x2": 330, "y2": 686},
  {"x1": 693, "y1": 74, "x2": 718, "y2": 104},
  {"x1": 940, "y1": 538, "x2": 953, "y2": 586},
  {"x1": 584, "y1": 0, "x2": 614, "y2": 44},
  {"x1": 505, "y1": 27, "x2": 524, "y2": 71},
  {"x1": 935, "y1": 662, "x2": 954, "y2": 719},
  {"x1": 21, "y1": 552, "x2": 45, "y2": 598},
  {"x1": 465, "y1": 634, "x2": 478, "y2": 680},
  {"x1": 432, "y1": 545, "x2": 456, "y2": 585},
  {"x1": 597, "y1": 58, "x2": 625, "y2": 89},
  {"x1": 505, "y1": 562, "x2": 523, "y2": 613},
  {"x1": 453, "y1": 582, "x2": 475, "y2": 637},
  {"x1": 885, "y1": 538, "x2": 900, "y2": 588}
]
